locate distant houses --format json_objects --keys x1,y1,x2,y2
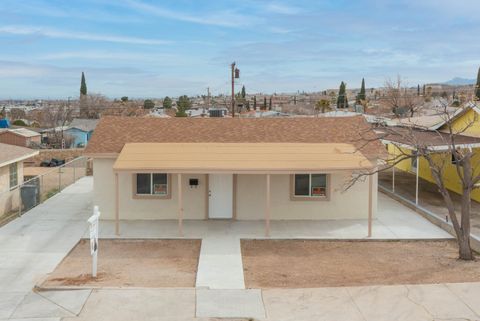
[
  {"x1": 64, "y1": 118, "x2": 99, "y2": 148},
  {"x1": 0, "y1": 128, "x2": 41, "y2": 148}
]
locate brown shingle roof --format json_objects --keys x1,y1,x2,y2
[
  {"x1": 377, "y1": 127, "x2": 480, "y2": 149},
  {"x1": 85, "y1": 116, "x2": 385, "y2": 160}
]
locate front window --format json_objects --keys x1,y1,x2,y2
[
  {"x1": 136, "y1": 173, "x2": 168, "y2": 196},
  {"x1": 9, "y1": 163, "x2": 18, "y2": 189},
  {"x1": 294, "y1": 174, "x2": 327, "y2": 197}
]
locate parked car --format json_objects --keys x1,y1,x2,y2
[{"x1": 40, "y1": 158, "x2": 65, "y2": 167}]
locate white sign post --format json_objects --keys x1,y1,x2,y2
[{"x1": 88, "y1": 205, "x2": 100, "y2": 278}]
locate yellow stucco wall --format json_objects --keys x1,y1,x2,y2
[
  {"x1": 445, "y1": 109, "x2": 480, "y2": 137},
  {"x1": 387, "y1": 143, "x2": 480, "y2": 202}
]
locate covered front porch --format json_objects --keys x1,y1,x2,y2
[{"x1": 111, "y1": 142, "x2": 377, "y2": 238}]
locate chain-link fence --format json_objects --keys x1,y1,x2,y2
[{"x1": 0, "y1": 156, "x2": 91, "y2": 226}]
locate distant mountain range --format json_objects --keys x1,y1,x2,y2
[{"x1": 443, "y1": 77, "x2": 476, "y2": 85}]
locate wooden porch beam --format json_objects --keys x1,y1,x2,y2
[
  {"x1": 368, "y1": 173, "x2": 373, "y2": 237},
  {"x1": 115, "y1": 172, "x2": 120, "y2": 236},
  {"x1": 178, "y1": 173, "x2": 184, "y2": 236},
  {"x1": 265, "y1": 174, "x2": 271, "y2": 237}
]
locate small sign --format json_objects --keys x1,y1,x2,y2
[
  {"x1": 311, "y1": 187, "x2": 326, "y2": 196},
  {"x1": 153, "y1": 183, "x2": 167, "y2": 195},
  {"x1": 87, "y1": 206, "x2": 100, "y2": 277}
]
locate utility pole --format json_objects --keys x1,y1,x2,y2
[
  {"x1": 231, "y1": 62, "x2": 239, "y2": 117},
  {"x1": 206, "y1": 87, "x2": 210, "y2": 109}
]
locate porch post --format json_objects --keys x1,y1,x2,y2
[
  {"x1": 178, "y1": 173, "x2": 184, "y2": 236},
  {"x1": 115, "y1": 172, "x2": 119, "y2": 236},
  {"x1": 392, "y1": 148, "x2": 395, "y2": 193},
  {"x1": 265, "y1": 174, "x2": 271, "y2": 237},
  {"x1": 415, "y1": 155, "x2": 419, "y2": 205},
  {"x1": 368, "y1": 173, "x2": 373, "y2": 237}
]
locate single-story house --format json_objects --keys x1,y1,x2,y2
[
  {"x1": 0, "y1": 143, "x2": 39, "y2": 218},
  {"x1": 85, "y1": 116, "x2": 384, "y2": 236},
  {"x1": 0, "y1": 128, "x2": 41, "y2": 148},
  {"x1": 381, "y1": 102, "x2": 480, "y2": 202},
  {"x1": 65, "y1": 118, "x2": 99, "y2": 147}
]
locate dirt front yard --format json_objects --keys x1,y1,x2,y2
[
  {"x1": 241, "y1": 240, "x2": 480, "y2": 288},
  {"x1": 42, "y1": 239, "x2": 201, "y2": 288}
]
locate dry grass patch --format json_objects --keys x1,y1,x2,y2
[
  {"x1": 43, "y1": 239, "x2": 201, "y2": 288},
  {"x1": 241, "y1": 239, "x2": 480, "y2": 288}
]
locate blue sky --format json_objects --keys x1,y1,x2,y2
[{"x1": 0, "y1": 0, "x2": 479, "y2": 99}]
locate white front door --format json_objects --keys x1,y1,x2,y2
[{"x1": 208, "y1": 174, "x2": 233, "y2": 219}]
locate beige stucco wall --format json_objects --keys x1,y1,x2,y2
[
  {"x1": 0, "y1": 161, "x2": 24, "y2": 218},
  {"x1": 236, "y1": 173, "x2": 377, "y2": 220},
  {"x1": 94, "y1": 158, "x2": 377, "y2": 221},
  {"x1": 93, "y1": 158, "x2": 206, "y2": 220}
]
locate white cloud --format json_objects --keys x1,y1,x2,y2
[
  {"x1": 0, "y1": 25, "x2": 170, "y2": 45},
  {"x1": 120, "y1": 0, "x2": 256, "y2": 27},
  {"x1": 264, "y1": 2, "x2": 302, "y2": 15}
]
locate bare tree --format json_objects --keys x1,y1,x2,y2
[
  {"x1": 353, "y1": 102, "x2": 479, "y2": 260},
  {"x1": 384, "y1": 75, "x2": 423, "y2": 117},
  {"x1": 41, "y1": 101, "x2": 75, "y2": 148},
  {"x1": 83, "y1": 93, "x2": 110, "y2": 119}
]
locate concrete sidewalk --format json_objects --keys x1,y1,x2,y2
[{"x1": 14, "y1": 282, "x2": 477, "y2": 321}]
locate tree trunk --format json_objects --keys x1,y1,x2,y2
[
  {"x1": 458, "y1": 232, "x2": 473, "y2": 260},
  {"x1": 458, "y1": 158, "x2": 474, "y2": 261}
]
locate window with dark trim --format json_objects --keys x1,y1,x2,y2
[
  {"x1": 136, "y1": 173, "x2": 168, "y2": 195},
  {"x1": 294, "y1": 174, "x2": 327, "y2": 197}
]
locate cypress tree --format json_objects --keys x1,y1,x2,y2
[
  {"x1": 241, "y1": 86, "x2": 246, "y2": 99},
  {"x1": 269, "y1": 96, "x2": 272, "y2": 110},
  {"x1": 253, "y1": 96, "x2": 257, "y2": 110},
  {"x1": 263, "y1": 97, "x2": 267, "y2": 110},
  {"x1": 417, "y1": 84, "x2": 420, "y2": 96},
  {"x1": 337, "y1": 81, "x2": 347, "y2": 109},
  {"x1": 422, "y1": 84, "x2": 426, "y2": 96},
  {"x1": 475, "y1": 67, "x2": 480, "y2": 101},
  {"x1": 80, "y1": 72, "x2": 87, "y2": 96},
  {"x1": 357, "y1": 78, "x2": 366, "y2": 102}
]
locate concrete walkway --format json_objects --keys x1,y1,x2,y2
[
  {"x1": 0, "y1": 177, "x2": 92, "y2": 320},
  {"x1": 379, "y1": 169, "x2": 480, "y2": 237}
]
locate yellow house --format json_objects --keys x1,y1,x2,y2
[{"x1": 382, "y1": 103, "x2": 480, "y2": 202}]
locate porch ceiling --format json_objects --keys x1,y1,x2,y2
[{"x1": 112, "y1": 142, "x2": 374, "y2": 174}]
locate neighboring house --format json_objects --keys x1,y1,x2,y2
[
  {"x1": 65, "y1": 119, "x2": 99, "y2": 147},
  {"x1": 0, "y1": 119, "x2": 10, "y2": 128},
  {"x1": 0, "y1": 143, "x2": 39, "y2": 216},
  {"x1": 382, "y1": 102, "x2": 480, "y2": 202},
  {"x1": 85, "y1": 116, "x2": 384, "y2": 236},
  {"x1": 0, "y1": 128, "x2": 42, "y2": 148}
]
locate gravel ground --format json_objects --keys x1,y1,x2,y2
[
  {"x1": 241, "y1": 239, "x2": 480, "y2": 288},
  {"x1": 42, "y1": 239, "x2": 201, "y2": 288}
]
